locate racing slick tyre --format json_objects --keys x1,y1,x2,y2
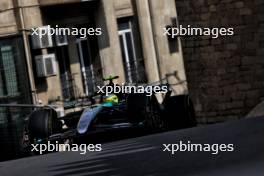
[
  {"x1": 127, "y1": 93, "x2": 164, "y2": 130},
  {"x1": 127, "y1": 93, "x2": 148, "y2": 123},
  {"x1": 162, "y1": 95, "x2": 197, "y2": 130},
  {"x1": 28, "y1": 108, "x2": 62, "y2": 140}
]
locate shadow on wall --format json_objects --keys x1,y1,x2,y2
[
  {"x1": 40, "y1": 1, "x2": 111, "y2": 64},
  {"x1": 164, "y1": 70, "x2": 188, "y2": 95},
  {"x1": 31, "y1": 1, "x2": 111, "y2": 96},
  {"x1": 95, "y1": 1, "x2": 110, "y2": 51}
]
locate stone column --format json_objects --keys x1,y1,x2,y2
[
  {"x1": 135, "y1": 0, "x2": 160, "y2": 84},
  {"x1": 95, "y1": 0, "x2": 125, "y2": 84},
  {"x1": 148, "y1": 0, "x2": 188, "y2": 95}
]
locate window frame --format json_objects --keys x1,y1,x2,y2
[{"x1": 118, "y1": 19, "x2": 139, "y2": 83}]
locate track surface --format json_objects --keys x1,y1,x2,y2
[{"x1": 1, "y1": 117, "x2": 264, "y2": 176}]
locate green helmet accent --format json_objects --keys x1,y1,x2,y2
[
  {"x1": 103, "y1": 94, "x2": 119, "y2": 104},
  {"x1": 103, "y1": 75, "x2": 119, "y2": 81}
]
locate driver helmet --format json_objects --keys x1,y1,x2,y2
[{"x1": 103, "y1": 94, "x2": 119, "y2": 104}]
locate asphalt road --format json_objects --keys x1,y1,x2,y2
[{"x1": 1, "y1": 117, "x2": 264, "y2": 176}]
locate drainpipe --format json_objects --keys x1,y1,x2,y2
[{"x1": 15, "y1": 0, "x2": 38, "y2": 104}]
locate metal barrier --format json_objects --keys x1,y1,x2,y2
[{"x1": 60, "y1": 72, "x2": 80, "y2": 101}]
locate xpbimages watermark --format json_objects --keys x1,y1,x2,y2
[
  {"x1": 97, "y1": 84, "x2": 168, "y2": 96},
  {"x1": 163, "y1": 25, "x2": 234, "y2": 39},
  {"x1": 31, "y1": 25, "x2": 102, "y2": 39},
  {"x1": 31, "y1": 141, "x2": 102, "y2": 155},
  {"x1": 163, "y1": 141, "x2": 234, "y2": 155}
]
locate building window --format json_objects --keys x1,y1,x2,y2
[
  {"x1": 0, "y1": 41, "x2": 18, "y2": 125},
  {"x1": 76, "y1": 35, "x2": 102, "y2": 96},
  {"x1": 0, "y1": 37, "x2": 30, "y2": 102},
  {"x1": 0, "y1": 46, "x2": 18, "y2": 97},
  {"x1": 118, "y1": 18, "x2": 144, "y2": 84},
  {"x1": 77, "y1": 38, "x2": 94, "y2": 96},
  {"x1": 166, "y1": 17, "x2": 179, "y2": 53},
  {"x1": 0, "y1": 37, "x2": 30, "y2": 122}
]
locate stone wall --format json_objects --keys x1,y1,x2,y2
[{"x1": 176, "y1": 0, "x2": 264, "y2": 123}]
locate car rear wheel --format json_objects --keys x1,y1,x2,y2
[
  {"x1": 162, "y1": 95, "x2": 197, "y2": 130},
  {"x1": 127, "y1": 93, "x2": 164, "y2": 130}
]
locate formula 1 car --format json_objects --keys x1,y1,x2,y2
[{"x1": 23, "y1": 76, "x2": 196, "y2": 151}]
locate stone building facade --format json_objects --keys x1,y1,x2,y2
[
  {"x1": 0, "y1": 0, "x2": 187, "y2": 106},
  {"x1": 176, "y1": 0, "x2": 264, "y2": 123}
]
